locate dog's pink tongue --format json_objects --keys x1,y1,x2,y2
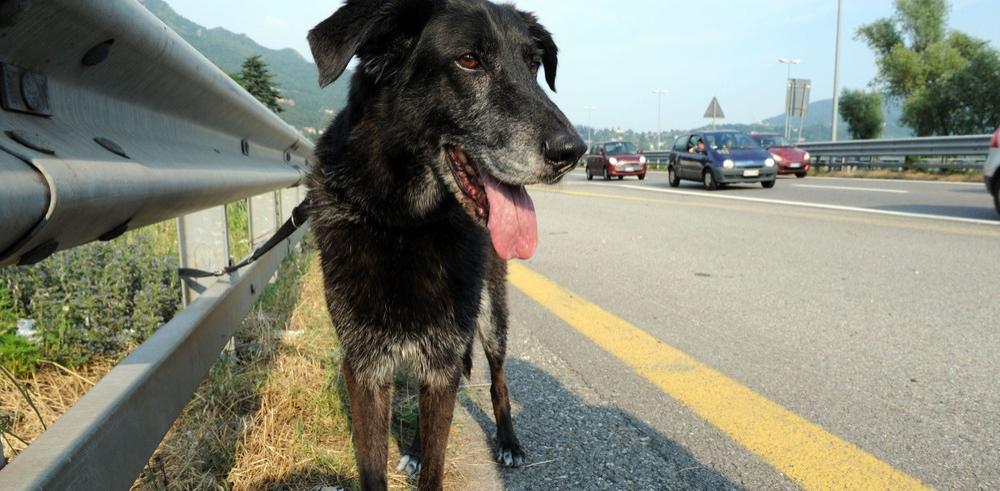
[{"x1": 482, "y1": 173, "x2": 538, "y2": 260}]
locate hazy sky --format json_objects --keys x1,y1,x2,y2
[{"x1": 164, "y1": 0, "x2": 1000, "y2": 131}]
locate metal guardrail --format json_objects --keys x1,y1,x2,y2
[
  {"x1": 643, "y1": 135, "x2": 991, "y2": 171},
  {"x1": 0, "y1": 0, "x2": 314, "y2": 487},
  {"x1": 797, "y1": 135, "x2": 992, "y2": 159}
]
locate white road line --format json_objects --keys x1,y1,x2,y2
[
  {"x1": 615, "y1": 184, "x2": 1000, "y2": 227},
  {"x1": 809, "y1": 176, "x2": 985, "y2": 187},
  {"x1": 792, "y1": 184, "x2": 909, "y2": 194}
]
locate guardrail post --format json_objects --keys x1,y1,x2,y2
[
  {"x1": 248, "y1": 193, "x2": 278, "y2": 249},
  {"x1": 177, "y1": 206, "x2": 231, "y2": 306}
]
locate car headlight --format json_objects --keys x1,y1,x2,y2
[
  {"x1": 609, "y1": 157, "x2": 618, "y2": 165},
  {"x1": 770, "y1": 153, "x2": 784, "y2": 163},
  {"x1": 803, "y1": 152, "x2": 811, "y2": 161},
  {"x1": 723, "y1": 159, "x2": 735, "y2": 169},
  {"x1": 765, "y1": 158, "x2": 776, "y2": 167},
  {"x1": 639, "y1": 156, "x2": 647, "y2": 164}
]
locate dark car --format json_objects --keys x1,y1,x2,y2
[
  {"x1": 585, "y1": 141, "x2": 648, "y2": 181},
  {"x1": 668, "y1": 131, "x2": 777, "y2": 190},
  {"x1": 751, "y1": 132, "x2": 811, "y2": 178}
]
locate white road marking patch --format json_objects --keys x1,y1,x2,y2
[
  {"x1": 792, "y1": 184, "x2": 909, "y2": 194},
  {"x1": 615, "y1": 184, "x2": 1000, "y2": 227}
]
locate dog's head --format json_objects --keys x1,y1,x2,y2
[{"x1": 309, "y1": 0, "x2": 586, "y2": 260}]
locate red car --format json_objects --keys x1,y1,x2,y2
[
  {"x1": 584, "y1": 141, "x2": 648, "y2": 180},
  {"x1": 751, "y1": 133, "x2": 811, "y2": 178}
]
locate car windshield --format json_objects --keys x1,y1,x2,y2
[
  {"x1": 605, "y1": 142, "x2": 638, "y2": 156},
  {"x1": 753, "y1": 135, "x2": 787, "y2": 148},
  {"x1": 704, "y1": 132, "x2": 757, "y2": 152}
]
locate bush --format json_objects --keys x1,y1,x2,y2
[{"x1": 0, "y1": 229, "x2": 181, "y2": 373}]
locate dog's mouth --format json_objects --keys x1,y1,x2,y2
[{"x1": 445, "y1": 146, "x2": 538, "y2": 260}]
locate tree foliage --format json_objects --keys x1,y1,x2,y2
[
  {"x1": 839, "y1": 90, "x2": 885, "y2": 140},
  {"x1": 857, "y1": 0, "x2": 1000, "y2": 135},
  {"x1": 232, "y1": 55, "x2": 284, "y2": 113}
]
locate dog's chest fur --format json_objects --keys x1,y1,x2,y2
[{"x1": 309, "y1": 183, "x2": 494, "y2": 385}]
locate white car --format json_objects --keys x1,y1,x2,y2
[{"x1": 988, "y1": 128, "x2": 1000, "y2": 216}]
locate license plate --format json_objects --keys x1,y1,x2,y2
[
  {"x1": 743, "y1": 169, "x2": 760, "y2": 177},
  {"x1": 626, "y1": 166, "x2": 637, "y2": 172},
  {"x1": 789, "y1": 163, "x2": 801, "y2": 169}
]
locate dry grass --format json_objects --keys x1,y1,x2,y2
[
  {"x1": 1, "y1": 359, "x2": 117, "y2": 458},
  {"x1": 4, "y1": 247, "x2": 473, "y2": 489},
  {"x1": 815, "y1": 168, "x2": 983, "y2": 182},
  {"x1": 133, "y1": 248, "x2": 467, "y2": 490}
]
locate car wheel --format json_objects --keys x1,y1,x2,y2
[
  {"x1": 638, "y1": 173, "x2": 646, "y2": 181},
  {"x1": 762, "y1": 179, "x2": 777, "y2": 189},
  {"x1": 586, "y1": 167, "x2": 593, "y2": 181},
  {"x1": 618, "y1": 176, "x2": 624, "y2": 180},
  {"x1": 668, "y1": 167, "x2": 680, "y2": 187},
  {"x1": 796, "y1": 172, "x2": 807, "y2": 178},
  {"x1": 603, "y1": 167, "x2": 611, "y2": 181},
  {"x1": 703, "y1": 169, "x2": 719, "y2": 190}
]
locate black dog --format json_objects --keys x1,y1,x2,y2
[{"x1": 306, "y1": 0, "x2": 585, "y2": 489}]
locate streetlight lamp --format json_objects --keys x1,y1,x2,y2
[
  {"x1": 652, "y1": 89, "x2": 668, "y2": 150},
  {"x1": 778, "y1": 58, "x2": 801, "y2": 141},
  {"x1": 583, "y1": 105, "x2": 597, "y2": 148}
]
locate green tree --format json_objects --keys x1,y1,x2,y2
[
  {"x1": 231, "y1": 55, "x2": 284, "y2": 113},
  {"x1": 857, "y1": 0, "x2": 1000, "y2": 135},
  {"x1": 839, "y1": 90, "x2": 885, "y2": 140}
]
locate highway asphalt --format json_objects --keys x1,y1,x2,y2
[{"x1": 452, "y1": 171, "x2": 999, "y2": 490}]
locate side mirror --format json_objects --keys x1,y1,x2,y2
[{"x1": 638, "y1": 149, "x2": 644, "y2": 155}]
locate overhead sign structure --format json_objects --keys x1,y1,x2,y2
[
  {"x1": 704, "y1": 97, "x2": 725, "y2": 129},
  {"x1": 785, "y1": 79, "x2": 812, "y2": 141}
]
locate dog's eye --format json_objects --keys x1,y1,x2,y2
[
  {"x1": 457, "y1": 53, "x2": 481, "y2": 71},
  {"x1": 529, "y1": 56, "x2": 542, "y2": 76}
]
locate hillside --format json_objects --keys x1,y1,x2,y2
[
  {"x1": 139, "y1": 0, "x2": 350, "y2": 138},
  {"x1": 760, "y1": 98, "x2": 913, "y2": 140}
]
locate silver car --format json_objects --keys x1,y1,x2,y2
[{"x1": 987, "y1": 128, "x2": 999, "y2": 216}]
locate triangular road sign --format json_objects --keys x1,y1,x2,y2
[{"x1": 704, "y1": 97, "x2": 725, "y2": 119}]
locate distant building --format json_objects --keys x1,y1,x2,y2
[
  {"x1": 301, "y1": 127, "x2": 319, "y2": 135},
  {"x1": 278, "y1": 98, "x2": 296, "y2": 107}
]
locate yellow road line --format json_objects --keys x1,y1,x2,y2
[
  {"x1": 508, "y1": 261, "x2": 929, "y2": 491},
  {"x1": 530, "y1": 187, "x2": 1000, "y2": 239}
]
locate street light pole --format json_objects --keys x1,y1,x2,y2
[
  {"x1": 831, "y1": 0, "x2": 843, "y2": 141},
  {"x1": 652, "y1": 89, "x2": 668, "y2": 150},
  {"x1": 778, "y1": 58, "x2": 801, "y2": 141},
  {"x1": 583, "y1": 105, "x2": 596, "y2": 148}
]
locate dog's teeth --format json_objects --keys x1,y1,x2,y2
[{"x1": 465, "y1": 164, "x2": 477, "y2": 175}]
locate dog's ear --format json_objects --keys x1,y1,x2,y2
[
  {"x1": 518, "y1": 11, "x2": 559, "y2": 92},
  {"x1": 308, "y1": 0, "x2": 436, "y2": 88}
]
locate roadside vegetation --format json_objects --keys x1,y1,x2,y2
[{"x1": 132, "y1": 250, "x2": 452, "y2": 490}]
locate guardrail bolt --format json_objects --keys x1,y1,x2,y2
[
  {"x1": 0, "y1": 0, "x2": 31, "y2": 28},
  {"x1": 94, "y1": 136, "x2": 129, "y2": 159},
  {"x1": 5, "y1": 129, "x2": 54, "y2": 154},
  {"x1": 283, "y1": 151, "x2": 291, "y2": 162},
  {"x1": 82, "y1": 39, "x2": 115, "y2": 67},
  {"x1": 241, "y1": 139, "x2": 250, "y2": 156},
  {"x1": 19, "y1": 70, "x2": 48, "y2": 112}
]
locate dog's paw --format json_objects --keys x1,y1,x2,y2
[
  {"x1": 396, "y1": 454, "x2": 421, "y2": 478},
  {"x1": 496, "y1": 444, "x2": 525, "y2": 468}
]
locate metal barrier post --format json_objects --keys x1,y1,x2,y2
[
  {"x1": 249, "y1": 193, "x2": 278, "y2": 249},
  {"x1": 177, "y1": 206, "x2": 231, "y2": 306}
]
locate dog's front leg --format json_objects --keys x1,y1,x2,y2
[
  {"x1": 343, "y1": 361, "x2": 392, "y2": 491},
  {"x1": 417, "y1": 376, "x2": 460, "y2": 490}
]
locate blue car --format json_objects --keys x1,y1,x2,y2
[{"x1": 668, "y1": 131, "x2": 778, "y2": 190}]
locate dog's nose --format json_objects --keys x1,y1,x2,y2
[{"x1": 544, "y1": 131, "x2": 588, "y2": 165}]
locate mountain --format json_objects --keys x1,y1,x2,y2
[
  {"x1": 759, "y1": 98, "x2": 913, "y2": 141},
  {"x1": 139, "y1": 0, "x2": 350, "y2": 138}
]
